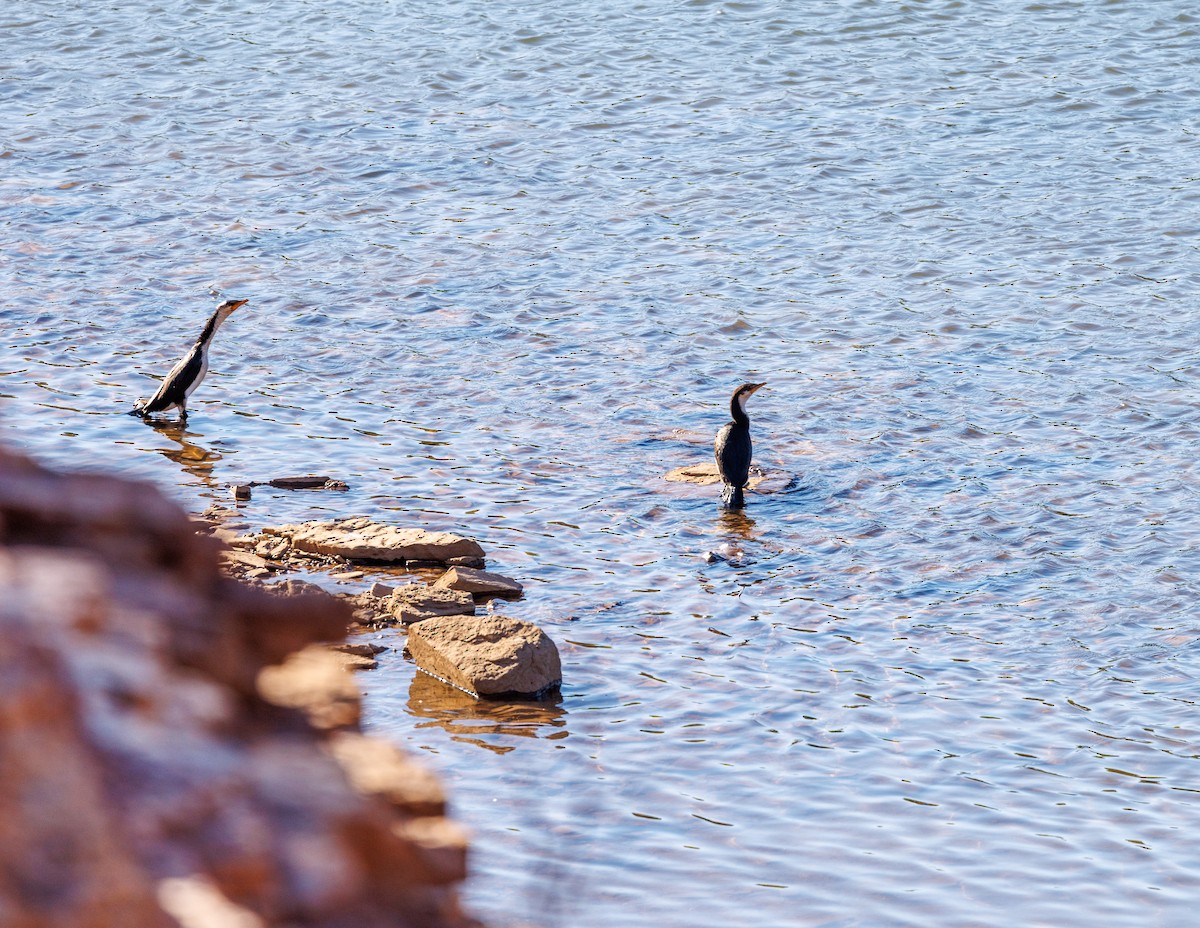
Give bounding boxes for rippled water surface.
[7,1,1200,924]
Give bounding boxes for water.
[6,0,1200,924]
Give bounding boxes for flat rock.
[663,461,767,488]
[255,535,291,560]
[391,586,475,625]
[268,475,345,490]
[268,517,485,565]
[433,566,524,598]
[407,614,562,698]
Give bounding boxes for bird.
[129,297,248,423]
[714,381,766,509]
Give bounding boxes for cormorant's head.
[732,381,766,414]
[215,298,249,321]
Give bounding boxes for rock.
[446,556,487,569]
[331,570,365,581]
[257,644,363,728]
[663,461,767,489]
[340,652,379,671]
[268,475,343,489]
[269,517,486,565]
[332,642,387,657]
[329,731,449,819]
[0,443,481,928]
[391,586,476,625]
[232,483,253,500]
[433,566,524,599]
[407,614,562,698]
[369,581,397,599]
[254,535,290,560]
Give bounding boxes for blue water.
[6,1,1200,925]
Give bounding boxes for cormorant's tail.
[720,483,745,509]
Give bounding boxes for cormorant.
[129,298,247,423]
[714,381,766,509]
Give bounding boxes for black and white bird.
[129,298,247,423]
[714,381,766,509]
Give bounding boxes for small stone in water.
[232,484,252,501]
[331,571,365,581]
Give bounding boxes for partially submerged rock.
[267,517,486,566]
[391,585,476,626]
[433,566,524,599]
[407,614,562,699]
[267,475,349,490]
[663,461,767,488]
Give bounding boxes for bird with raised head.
[714,381,766,509]
[129,298,248,423]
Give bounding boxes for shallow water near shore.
[6,0,1200,925]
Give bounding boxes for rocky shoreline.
[0,448,495,927]
[199,506,562,700]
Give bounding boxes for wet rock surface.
[433,566,525,599]
[407,615,563,699]
[266,517,486,565]
[663,461,768,488]
[0,445,481,928]
[391,585,477,625]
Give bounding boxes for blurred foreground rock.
[0,446,480,928]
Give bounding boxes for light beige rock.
[390,586,475,625]
[255,536,290,560]
[433,566,524,598]
[663,461,767,488]
[222,548,271,571]
[268,517,485,564]
[407,614,562,698]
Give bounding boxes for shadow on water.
[406,670,570,754]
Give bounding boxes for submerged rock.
[663,461,767,488]
[433,566,524,599]
[407,614,562,699]
[267,475,349,490]
[267,517,486,565]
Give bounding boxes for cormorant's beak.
[229,299,249,312]
[747,382,767,394]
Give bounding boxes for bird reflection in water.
[407,672,568,754]
[710,507,757,564]
[144,419,223,487]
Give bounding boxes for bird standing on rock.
[714,381,766,509]
[129,298,248,423]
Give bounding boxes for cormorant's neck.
[730,394,750,427]
[196,310,223,346]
